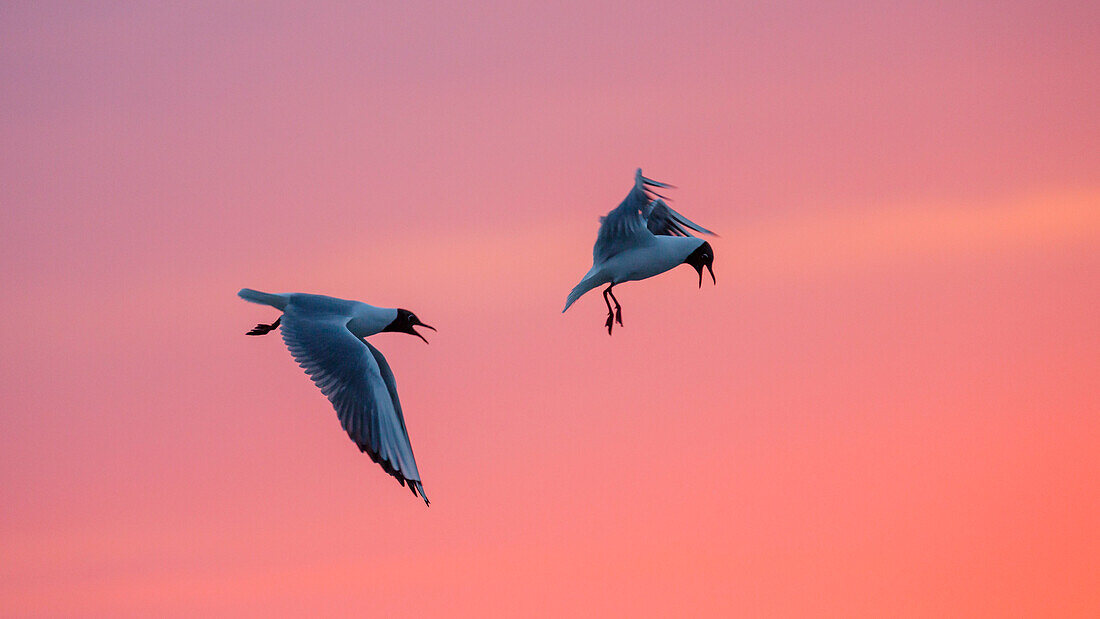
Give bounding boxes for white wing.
[592,169,672,264]
[280,311,428,504]
[643,198,715,237]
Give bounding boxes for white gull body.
[238,289,430,505]
[563,169,716,333]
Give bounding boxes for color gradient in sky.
[2,2,1098,617]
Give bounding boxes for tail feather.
[563,275,602,312]
[237,288,288,310]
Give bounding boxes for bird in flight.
[563,169,717,334]
[238,288,434,505]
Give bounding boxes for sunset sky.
[2,2,1098,616]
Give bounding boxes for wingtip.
[640,172,676,189]
[411,480,430,506]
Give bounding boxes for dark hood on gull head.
[382,309,435,343]
[683,241,716,287]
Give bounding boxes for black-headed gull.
[563,169,717,334]
[238,289,434,505]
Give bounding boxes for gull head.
[383,309,436,344]
[683,241,716,287]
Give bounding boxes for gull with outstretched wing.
[238,289,433,505]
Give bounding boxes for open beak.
[696,264,716,287]
[412,322,435,344]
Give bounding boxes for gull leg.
[602,286,615,335]
[607,286,623,327]
[246,316,281,336]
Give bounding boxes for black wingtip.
[411,480,430,506]
[643,178,677,190]
[245,317,281,336]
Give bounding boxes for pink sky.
[2,2,1098,616]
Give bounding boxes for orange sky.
[2,2,1098,617]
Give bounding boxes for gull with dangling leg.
[563,169,717,335]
